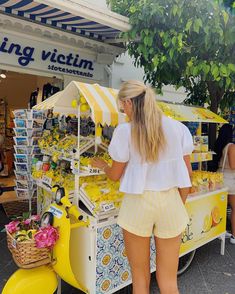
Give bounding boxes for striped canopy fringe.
[0,0,121,40]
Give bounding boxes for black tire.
[177,250,196,276]
[115,284,132,294]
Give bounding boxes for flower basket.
[5,213,59,269]
[6,230,51,268]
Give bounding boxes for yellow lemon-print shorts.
[117,188,189,238]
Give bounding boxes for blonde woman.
[92,80,193,294]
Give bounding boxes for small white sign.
[102,202,115,212]
[71,159,79,175]
[12,239,17,249]
[89,168,100,174]
[42,176,52,187]
[49,206,63,219]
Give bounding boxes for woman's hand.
[91,157,127,181]
[90,157,107,171]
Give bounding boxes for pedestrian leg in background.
[155,235,182,294]
[228,195,235,244]
[123,229,151,294]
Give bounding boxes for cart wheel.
[177,250,196,276]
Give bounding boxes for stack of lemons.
[190,171,224,194]
[80,152,112,174]
[79,175,124,213]
[32,167,75,191]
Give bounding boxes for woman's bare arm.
[228,144,235,170]
[178,155,192,204]
[91,158,127,181]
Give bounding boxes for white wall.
[83,0,109,9]
[110,53,145,89]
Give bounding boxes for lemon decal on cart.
[102,228,112,240]
[122,248,127,257]
[202,215,212,233]
[121,270,129,281]
[101,279,111,292]
[211,206,221,227]
[102,254,112,266]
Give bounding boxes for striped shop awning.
[0,0,127,42]
[33,81,127,126]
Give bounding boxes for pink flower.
[5,221,20,234]
[34,226,59,249]
[24,219,31,225]
[31,215,40,222]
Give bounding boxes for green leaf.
[172,5,178,16]
[169,48,174,59]
[129,6,136,13]
[193,19,202,34]
[147,36,153,46]
[228,63,235,72]
[172,36,177,46]
[222,10,229,26]
[129,29,137,40]
[204,26,209,34]
[185,19,193,31]
[202,63,210,75]
[220,64,228,77]
[187,60,193,67]
[211,64,219,78]
[22,212,30,219]
[192,66,198,76]
[152,55,159,67]
[225,77,231,88]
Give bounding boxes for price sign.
[42,176,52,187]
[71,159,79,175]
[89,168,100,174]
[102,202,115,212]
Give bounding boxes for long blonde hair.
[118,80,166,162]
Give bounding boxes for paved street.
[1,205,235,294]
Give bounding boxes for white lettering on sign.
[102,203,115,212]
[49,206,63,219]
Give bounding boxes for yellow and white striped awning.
[33,81,127,125]
[34,81,227,125]
[76,82,126,126]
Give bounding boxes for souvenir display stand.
[32,81,228,294]
[13,109,46,211]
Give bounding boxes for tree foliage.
[108,0,235,113]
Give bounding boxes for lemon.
[211,206,221,226]
[203,215,212,232]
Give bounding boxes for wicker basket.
[3,197,37,218]
[6,230,51,268]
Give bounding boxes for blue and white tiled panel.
[96,224,156,294]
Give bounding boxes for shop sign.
[0,32,103,80]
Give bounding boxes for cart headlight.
[40,212,54,227]
[55,187,65,205]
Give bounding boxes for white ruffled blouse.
[108,115,194,194]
